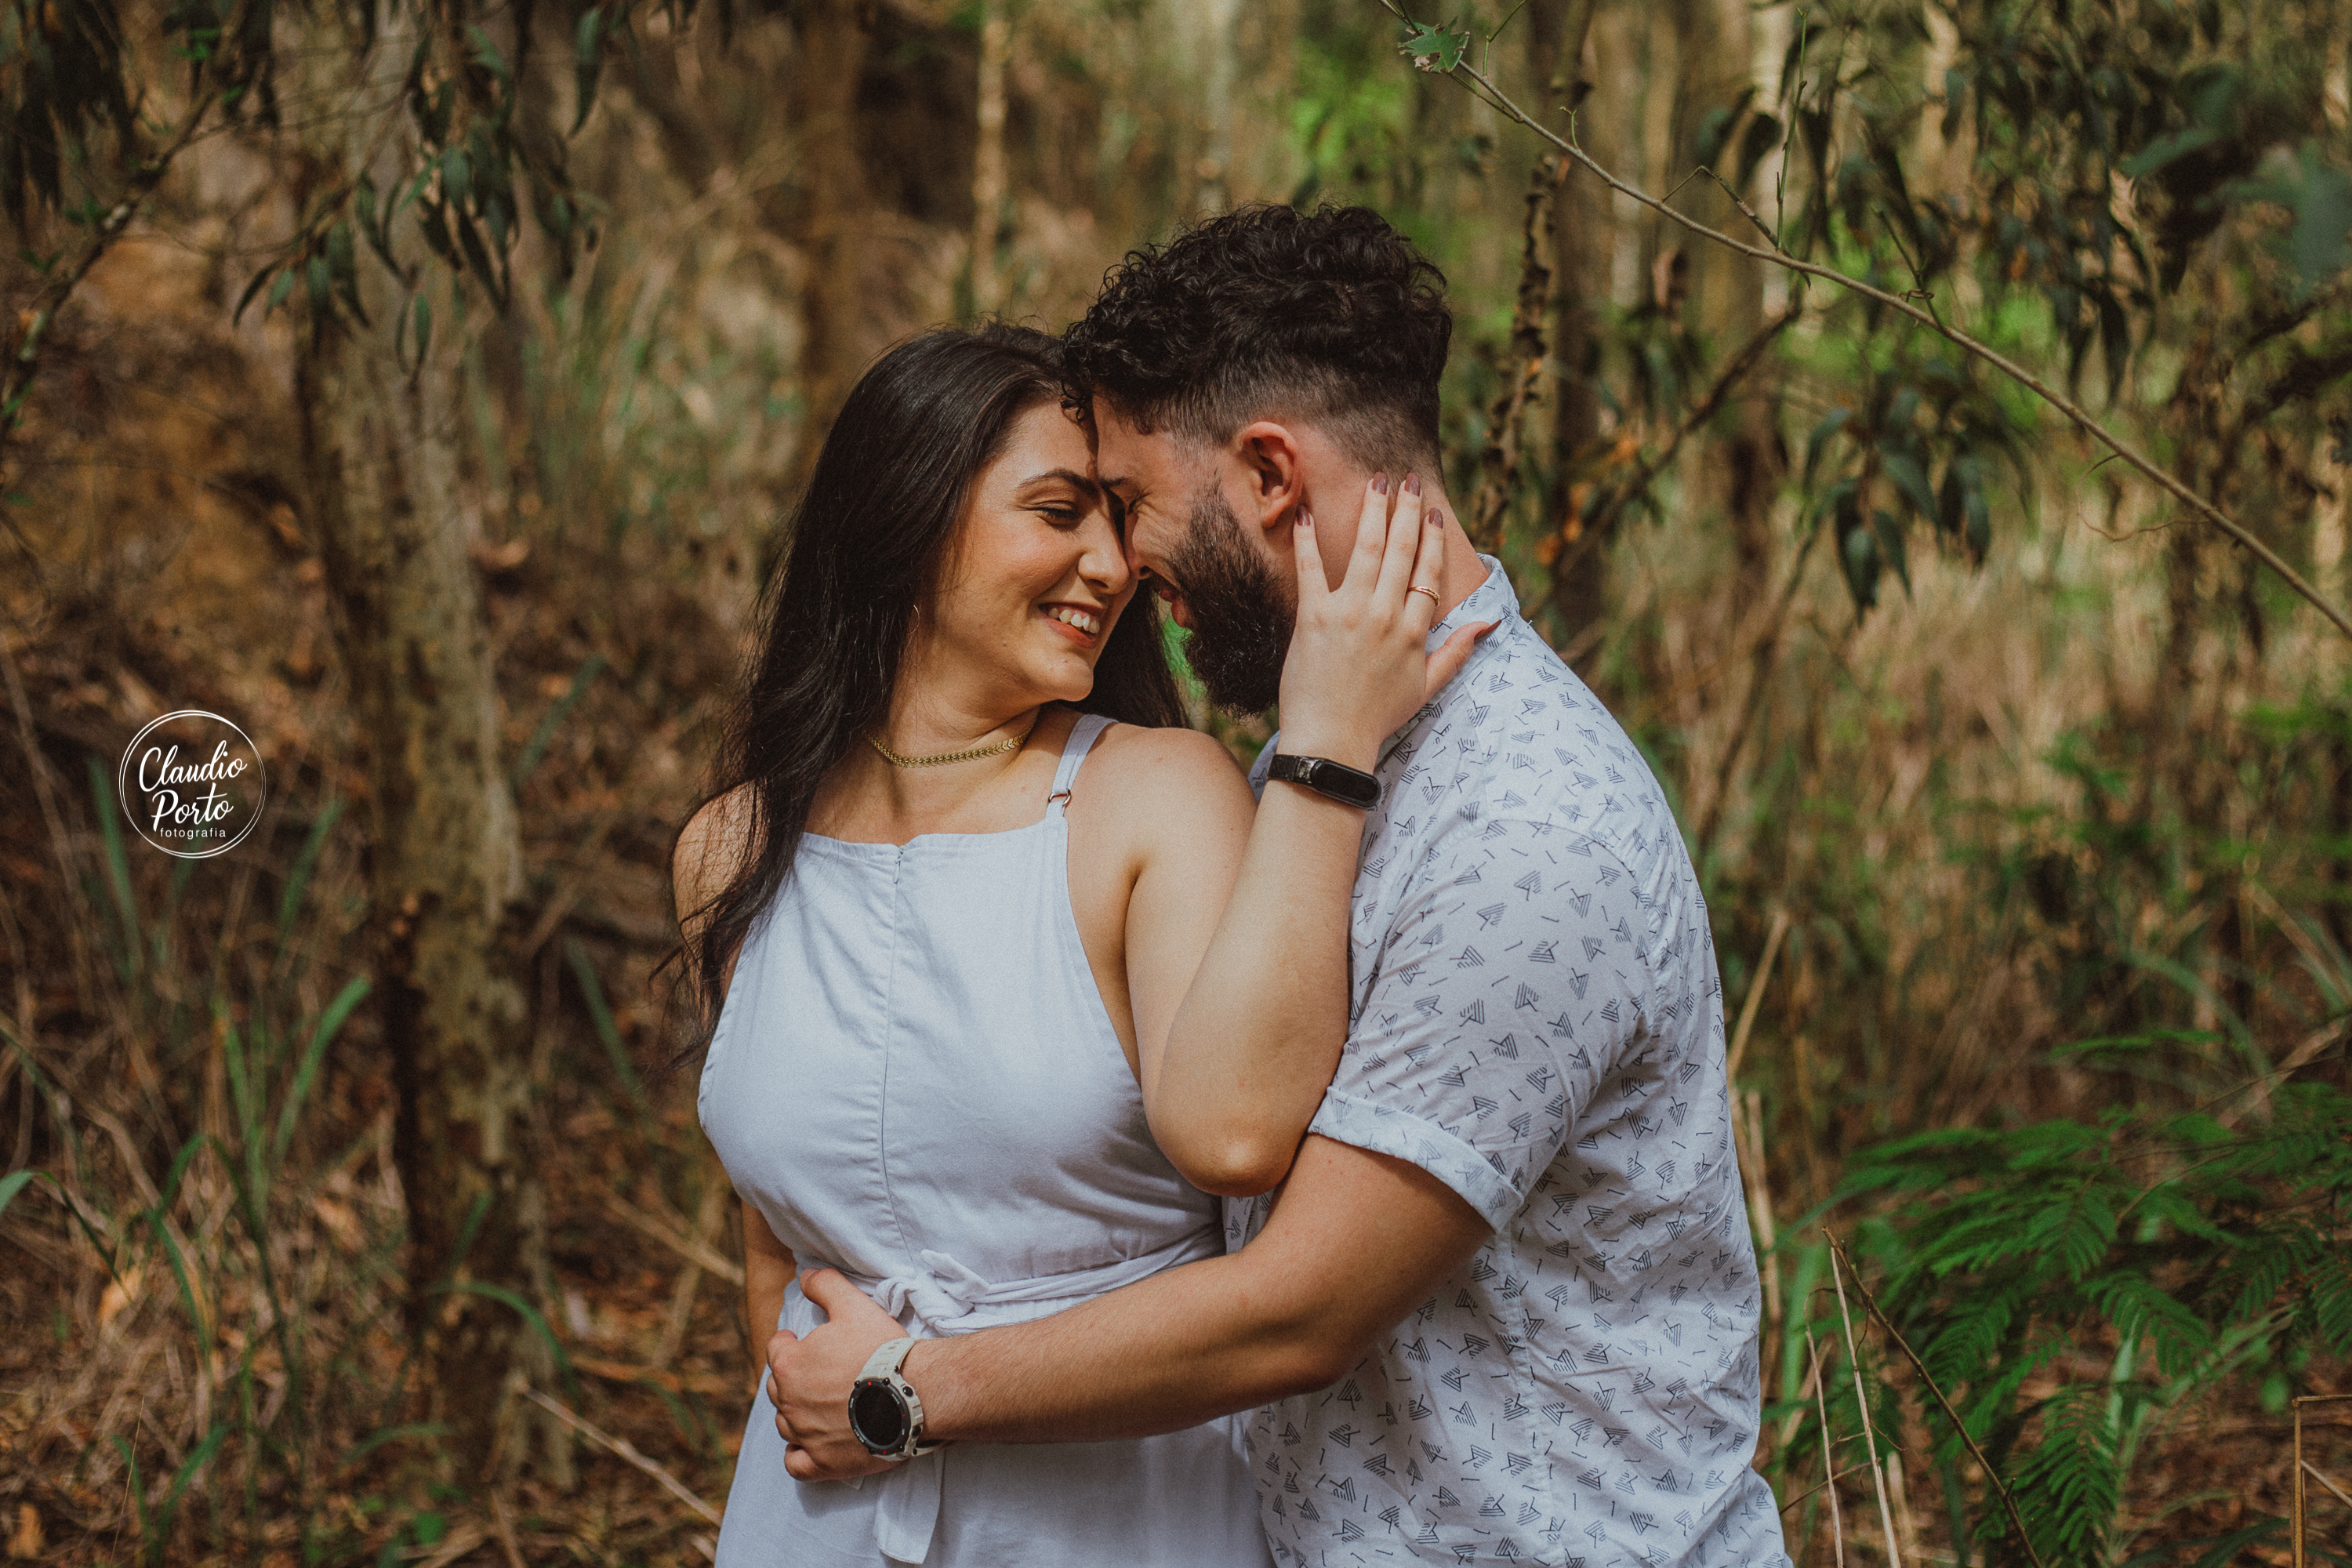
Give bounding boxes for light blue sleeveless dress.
[699,713,1273,1568]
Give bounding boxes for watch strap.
[851,1337,944,1460]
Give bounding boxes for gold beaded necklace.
[865,713,1040,768]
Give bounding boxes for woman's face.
[913,400,1137,709]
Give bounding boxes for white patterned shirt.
[1231,559,1791,1568]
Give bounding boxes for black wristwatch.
[848,1338,945,1460]
[1266,752,1382,809]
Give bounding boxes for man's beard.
[1163,485,1295,716]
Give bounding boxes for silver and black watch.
[1266,752,1382,810]
[847,1338,944,1461]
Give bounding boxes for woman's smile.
[1040,601,1106,644]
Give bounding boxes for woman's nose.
[1080,517,1133,594]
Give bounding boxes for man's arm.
[766,1133,1490,1478]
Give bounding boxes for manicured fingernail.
[1371,472,1388,495]
[1298,509,1313,527]
[1404,472,1422,497]
[1427,507,1444,528]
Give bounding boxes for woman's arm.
[1122,738,1357,1196]
[673,788,791,1377]
[742,1198,797,1380]
[1130,477,1487,1196]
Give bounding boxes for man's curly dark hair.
[1062,204,1452,471]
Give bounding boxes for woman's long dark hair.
[675,324,1185,1039]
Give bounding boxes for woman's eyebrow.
[1018,467,1102,499]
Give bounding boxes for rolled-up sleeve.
[1308,818,1650,1229]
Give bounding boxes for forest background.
[2,0,2349,1564]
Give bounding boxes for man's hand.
[1276,472,1493,771]
[765,1269,903,1482]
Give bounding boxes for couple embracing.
[673,205,1792,1568]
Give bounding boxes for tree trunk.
[968,0,1009,318]
[296,13,534,1478]
[1530,0,1609,662]
[781,0,875,517]
[1693,0,1779,618]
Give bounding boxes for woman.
[673,325,1454,1566]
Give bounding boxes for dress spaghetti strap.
[1046,712,1115,814]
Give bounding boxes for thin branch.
[1470,154,1559,550]
[2306,1459,2352,1512]
[1828,1234,1904,1568]
[1823,1229,2052,1568]
[488,1491,528,1568]
[1382,9,2352,643]
[1783,1464,1871,1515]
[1582,303,1801,543]
[1726,908,1792,1081]
[0,84,223,469]
[1808,1324,1848,1568]
[605,1190,746,1285]
[521,1388,724,1526]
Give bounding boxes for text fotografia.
[118,710,268,859]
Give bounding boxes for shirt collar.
[1425,554,1520,654]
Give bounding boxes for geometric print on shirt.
[1229,557,1793,1568]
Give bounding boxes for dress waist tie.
[800,1229,1223,1566]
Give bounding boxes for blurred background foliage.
[0,0,2347,1563]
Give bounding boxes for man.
[768,204,1791,1567]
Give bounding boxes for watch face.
[1308,759,1381,808]
[1274,754,1380,808]
[848,1380,909,1454]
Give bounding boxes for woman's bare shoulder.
[1080,721,1255,832]
[1086,720,1249,782]
[674,782,760,930]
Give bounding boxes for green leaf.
[277,797,343,946]
[1837,492,1878,613]
[465,24,510,82]
[233,263,278,325]
[402,291,432,372]
[513,653,607,787]
[86,757,140,979]
[2281,151,2352,296]
[2096,289,2130,403]
[1735,112,1783,192]
[567,936,648,1115]
[149,1425,228,1568]
[2220,144,2352,297]
[271,975,371,1169]
[0,1168,41,1221]
[2120,126,2218,179]
[1693,88,1755,172]
[1963,481,1990,561]
[1871,506,1911,598]
[1879,447,1937,524]
[1400,21,1468,73]
[573,8,605,134]
[426,1280,579,1399]
[1803,407,1852,488]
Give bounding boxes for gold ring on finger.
[1409,584,1441,603]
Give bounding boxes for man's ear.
[1233,420,1305,537]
